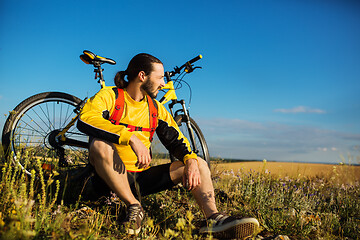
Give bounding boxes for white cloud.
[317,147,337,152]
[274,106,326,114]
[317,147,328,152]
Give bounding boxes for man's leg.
[90,139,145,235]
[169,157,259,239]
[89,138,139,206]
[169,157,218,218]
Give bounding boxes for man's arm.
[77,88,133,146]
[183,158,201,190]
[129,134,152,169]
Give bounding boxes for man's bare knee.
[197,157,211,177]
[169,161,185,184]
[169,158,210,184]
[89,139,126,174]
[89,139,115,166]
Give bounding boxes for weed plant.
[0,148,359,239]
[210,161,360,239]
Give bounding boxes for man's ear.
[138,71,146,82]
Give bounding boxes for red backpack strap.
[109,88,125,125]
[109,89,158,142]
[146,96,158,142]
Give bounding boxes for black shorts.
[91,163,175,199]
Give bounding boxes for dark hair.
[114,53,162,89]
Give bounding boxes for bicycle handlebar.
[188,54,203,65]
[168,55,203,79]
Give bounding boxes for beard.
[141,79,158,99]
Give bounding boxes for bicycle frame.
[159,81,177,105]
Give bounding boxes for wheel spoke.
[32,104,55,132]
[60,102,63,127]
[63,103,73,126]
[17,121,47,137]
[45,101,54,131]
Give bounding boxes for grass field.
[214,160,360,184]
[0,150,359,239]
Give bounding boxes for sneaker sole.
[127,227,141,235]
[200,218,259,239]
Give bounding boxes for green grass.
[0,149,359,239]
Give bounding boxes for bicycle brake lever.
[184,62,193,73]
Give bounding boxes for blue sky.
[1,0,359,164]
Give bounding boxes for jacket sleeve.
[77,88,133,145]
[155,102,197,164]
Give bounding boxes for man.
[77,53,259,239]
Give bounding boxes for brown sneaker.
[199,213,259,239]
[122,204,144,235]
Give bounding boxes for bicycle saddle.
[80,50,116,65]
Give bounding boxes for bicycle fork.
[170,100,200,155]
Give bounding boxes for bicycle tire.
[2,92,89,175]
[172,115,210,167]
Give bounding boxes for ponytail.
[114,71,128,89]
[115,53,163,88]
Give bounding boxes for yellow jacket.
[77,87,197,172]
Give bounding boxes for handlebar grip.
[188,55,202,64]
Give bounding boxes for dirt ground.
[212,161,360,182]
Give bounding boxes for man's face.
[141,63,165,99]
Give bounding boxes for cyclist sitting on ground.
[77,53,259,238]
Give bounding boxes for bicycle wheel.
[2,92,89,175]
[173,115,210,167]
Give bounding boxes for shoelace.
[211,214,230,226]
[128,205,142,221]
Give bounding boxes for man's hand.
[183,158,201,191]
[129,134,152,169]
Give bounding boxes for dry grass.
[213,161,360,184]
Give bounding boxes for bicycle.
[1,50,210,176]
